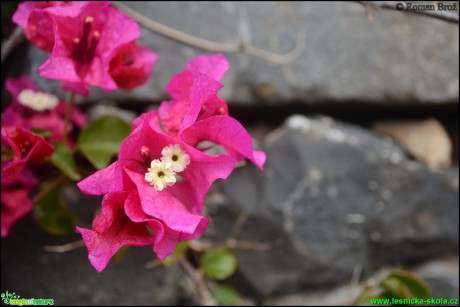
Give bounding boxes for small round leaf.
[201,248,237,280]
[213,285,241,306]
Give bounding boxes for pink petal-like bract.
[181,115,266,169]
[1,166,38,238]
[76,191,155,272]
[159,54,229,136]
[12,1,62,51]
[1,126,54,180]
[109,42,158,90]
[1,189,34,237]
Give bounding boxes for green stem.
[32,175,67,204]
[62,92,76,143]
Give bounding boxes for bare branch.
[32,175,67,204]
[177,257,217,306]
[112,2,305,65]
[1,27,24,64]
[228,210,249,241]
[356,1,459,24]
[144,259,163,270]
[227,239,282,251]
[44,239,85,253]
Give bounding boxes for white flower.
[161,144,190,172]
[145,159,176,191]
[18,89,59,111]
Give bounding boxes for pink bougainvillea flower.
[14,2,157,95]
[79,110,235,220]
[1,166,38,237]
[181,115,266,169]
[159,54,266,169]
[109,42,158,90]
[76,190,208,272]
[159,54,229,136]
[1,126,54,180]
[2,76,87,142]
[77,111,235,265]
[33,2,156,96]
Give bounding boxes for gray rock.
[10,1,459,105]
[0,183,180,306]
[263,256,460,305]
[205,115,459,297]
[412,256,459,300]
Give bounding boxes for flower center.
[122,52,134,66]
[18,89,59,111]
[145,159,176,191]
[71,16,100,63]
[16,139,32,158]
[143,144,191,191]
[161,144,190,172]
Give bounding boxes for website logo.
[1,291,54,306]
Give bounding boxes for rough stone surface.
[0,184,180,306]
[373,118,452,168]
[412,256,459,300]
[262,283,363,306]
[205,115,459,297]
[10,1,459,105]
[263,256,459,305]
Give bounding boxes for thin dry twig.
[43,239,85,253]
[112,2,306,64]
[32,175,67,204]
[177,256,217,306]
[233,161,247,169]
[227,239,282,251]
[356,1,459,24]
[228,210,249,241]
[62,92,76,143]
[145,259,164,270]
[1,27,24,64]
[187,209,281,253]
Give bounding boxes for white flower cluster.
[145,144,190,191]
[18,89,59,111]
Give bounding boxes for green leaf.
[388,271,431,299]
[201,248,237,280]
[163,242,189,267]
[33,182,76,236]
[77,115,131,169]
[381,277,412,299]
[212,285,241,306]
[51,142,81,180]
[30,128,53,138]
[355,270,432,306]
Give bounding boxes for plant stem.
[44,239,85,253]
[32,175,67,204]
[177,256,216,306]
[62,92,76,143]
